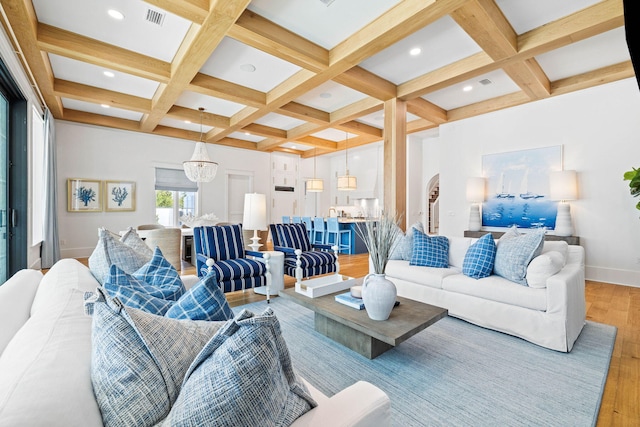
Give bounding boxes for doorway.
[426,174,440,235]
[227,171,253,223]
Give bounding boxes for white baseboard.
[585,266,640,288]
[61,247,94,259]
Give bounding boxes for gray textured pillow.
[389,222,424,261]
[88,228,152,284]
[159,308,317,427]
[494,227,546,285]
[87,288,227,427]
[120,227,153,258]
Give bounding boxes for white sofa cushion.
[0,269,42,356]
[0,288,102,427]
[541,240,569,266]
[385,260,460,290]
[447,237,474,269]
[442,274,547,311]
[526,251,565,288]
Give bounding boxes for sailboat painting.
[481,146,562,229]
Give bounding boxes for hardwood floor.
[75,253,638,425]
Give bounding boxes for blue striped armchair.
[193,224,271,296]
[270,223,339,286]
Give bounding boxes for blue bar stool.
[301,216,313,240]
[326,217,351,254]
[312,217,326,245]
[281,216,290,223]
[292,216,302,224]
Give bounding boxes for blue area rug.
[237,298,616,427]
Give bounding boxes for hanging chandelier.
[183,107,218,182]
[337,131,357,191]
[306,147,324,192]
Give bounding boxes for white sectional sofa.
[384,236,586,352]
[0,259,390,426]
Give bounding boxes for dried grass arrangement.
[355,211,401,274]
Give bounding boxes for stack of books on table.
[335,292,365,310]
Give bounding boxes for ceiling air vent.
[145,8,165,26]
[318,0,337,6]
[479,78,493,86]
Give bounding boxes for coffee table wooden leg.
[314,313,393,359]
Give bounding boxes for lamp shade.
[242,193,267,231]
[466,177,485,203]
[306,178,324,192]
[337,174,357,191]
[549,170,577,201]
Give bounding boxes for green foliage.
[156,190,173,208]
[623,167,640,211]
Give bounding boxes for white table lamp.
[242,193,267,251]
[549,170,577,237]
[466,177,485,232]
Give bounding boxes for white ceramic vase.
[361,273,397,321]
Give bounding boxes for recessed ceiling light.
[409,47,422,56]
[184,120,191,124]
[103,71,115,78]
[319,92,332,99]
[101,104,110,108]
[107,9,124,20]
[239,64,256,72]
[291,145,297,149]
[244,132,250,135]
[463,85,473,92]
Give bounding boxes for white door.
[227,172,253,223]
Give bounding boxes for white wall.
[56,121,271,258]
[434,77,640,286]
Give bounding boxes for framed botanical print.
[68,178,102,212]
[105,181,136,212]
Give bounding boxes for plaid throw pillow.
[410,229,449,268]
[165,272,234,321]
[462,233,497,279]
[160,308,317,426]
[86,288,227,427]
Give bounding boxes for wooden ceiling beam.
[140,0,252,132]
[242,123,287,139]
[330,97,383,123]
[61,109,142,131]
[333,67,398,101]
[53,79,151,113]
[165,105,230,128]
[407,118,437,134]
[337,121,383,138]
[0,0,63,116]
[228,10,329,73]
[38,23,171,83]
[406,98,447,124]
[278,102,330,124]
[188,73,266,107]
[447,91,530,122]
[551,60,635,96]
[142,0,209,25]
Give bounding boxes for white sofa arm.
[0,269,43,355]
[292,381,391,427]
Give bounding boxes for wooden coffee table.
[279,278,448,359]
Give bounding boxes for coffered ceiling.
[0,0,632,157]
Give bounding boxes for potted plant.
[624,167,640,213]
[355,211,402,320]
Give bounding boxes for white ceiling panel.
[48,54,159,98]
[536,28,630,81]
[495,0,603,35]
[158,118,213,134]
[423,70,521,110]
[32,0,191,62]
[229,132,265,143]
[281,142,313,151]
[247,0,402,49]
[311,128,357,141]
[61,98,143,121]
[359,16,481,84]
[294,81,368,112]
[175,92,245,117]
[356,111,419,128]
[199,37,302,92]
[254,113,306,130]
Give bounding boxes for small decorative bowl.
[350,285,363,299]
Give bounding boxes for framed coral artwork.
[105,181,136,212]
[68,178,102,212]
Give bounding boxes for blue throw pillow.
[103,247,186,315]
[165,272,234,321]
[493,227,546,285]
[462,233,497,279]
[162,308,317,426]
[86,288,227,427]
[409,229,449,268]
[88,228,152,284]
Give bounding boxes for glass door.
[0,93,7,283]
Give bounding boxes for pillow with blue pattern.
[493,227,546,285]
[160,308,317,426]
[165,272,234,321]
[409,229,449,268]
[88,227,152,284]
[462,233,496,279]
[86,288,227,427]
[103,247,186,315]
